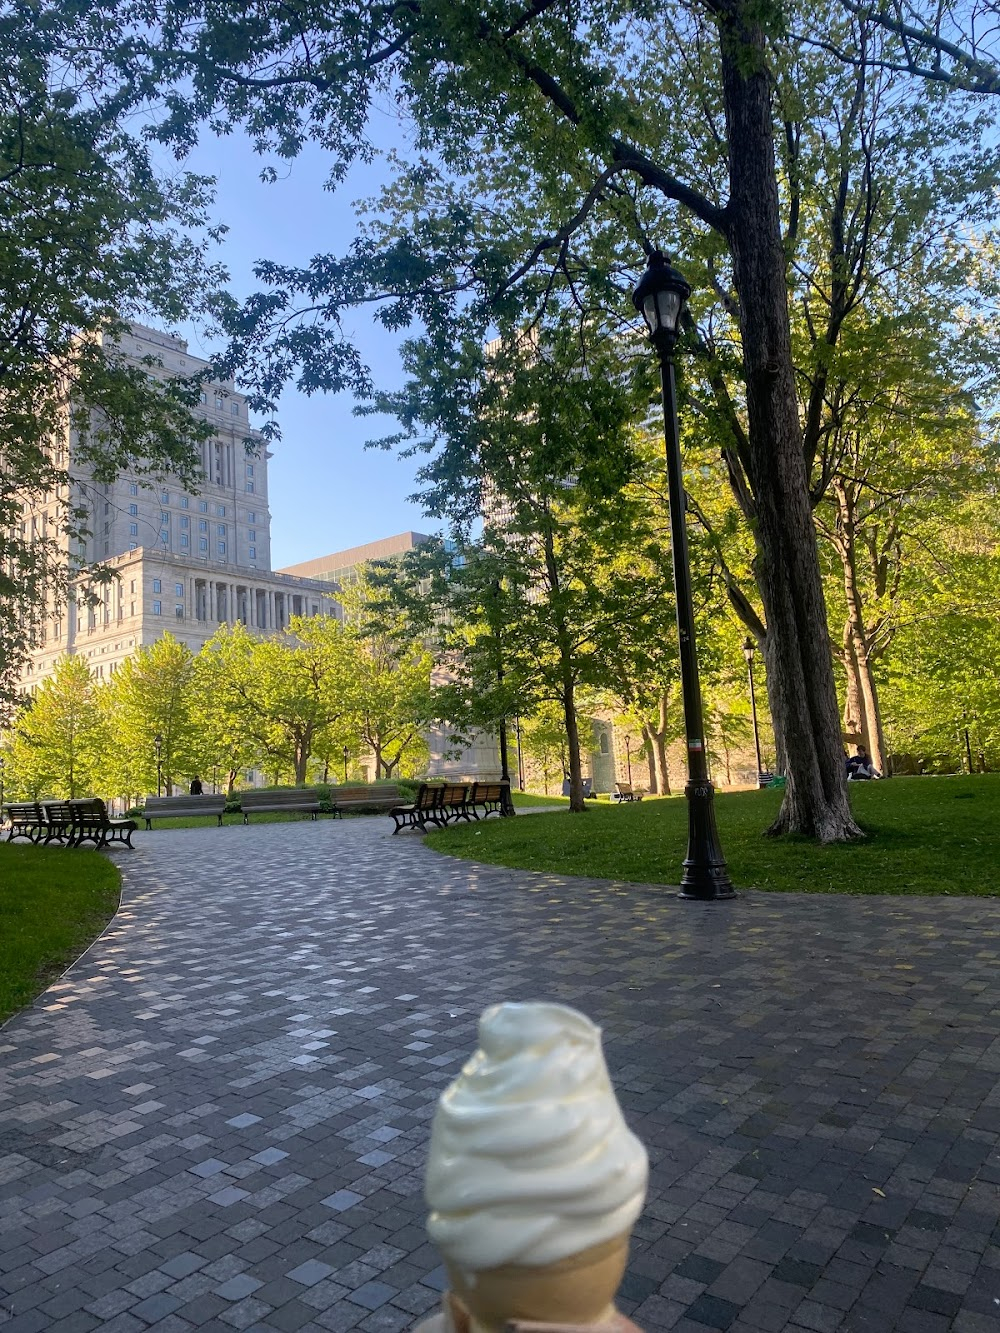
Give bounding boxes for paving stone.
[4,821,1000,1333]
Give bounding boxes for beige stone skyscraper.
[19,322,338,690]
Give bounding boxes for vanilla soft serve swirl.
[425,1002,648,1270]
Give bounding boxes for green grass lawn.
[0,843,121,1024]
[512,791,570,807]
[425,774,1000,895]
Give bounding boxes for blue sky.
[174,128,433,569]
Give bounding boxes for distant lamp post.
[213,764,219,795]
[743,638,765,781]
[154,733,163,797]
[343,745,350,783]
[515,715,525,791]
[633,250,734,901]
[623,734,633,786]
[0,754,5,808]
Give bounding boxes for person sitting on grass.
[846,746,880,781]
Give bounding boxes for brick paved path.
[2,818,1000,1333]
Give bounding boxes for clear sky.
[172,126,433,570]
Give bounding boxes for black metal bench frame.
[69,798,137,849]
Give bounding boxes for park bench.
[143,794,227,829]
[439,782,471,823]
[466,781,514,819]
[3,802,46,843]
[389,783,446,833]
[40,801,76,845]
[240,788,322,823]
[330,784,402,818]
[612,782,645,802]
[68,798,137,849]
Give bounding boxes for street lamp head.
[153,733,162,752]
[632,250,691,348]
[743,637,755,665]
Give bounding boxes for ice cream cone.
[446,1232,631,1333]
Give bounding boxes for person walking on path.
[189,775,204,795]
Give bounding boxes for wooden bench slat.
[143,795,227,828]
[241,789,322,822]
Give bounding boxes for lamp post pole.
[343,745,349,783]
[624,734,632,786]
[743,638,764,780]
[515,715,525,791]
[154,733,163,797]
[0,755,5,808]
[963,712,974,774]
[633,251,734,901]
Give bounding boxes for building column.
[267,590,275,629]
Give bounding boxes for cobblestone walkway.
[2,817,1000,1333]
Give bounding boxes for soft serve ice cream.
[425,1001,648,1275]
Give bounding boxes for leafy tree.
[196,616,358,784]
[0,2,223,707]
[6,656,101,798]
[100,635,199,797]
[338,576,434,780]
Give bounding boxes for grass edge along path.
[0,843,121,1025]
[425,774,1000,896]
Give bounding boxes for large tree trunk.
[834,482,888,774]
[718,6,861,840]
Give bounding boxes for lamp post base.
[678,781,736,901]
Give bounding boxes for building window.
[248,512,256,523]
[174,583,183,596]
[199,500,208,512]
[246,481,254,493]
[129,482,138,496]
[218,541,226,556]
[217,504,226,517]
[130,580,136,593]
[129,543,137,552]
[180,515,189,529]
[231,402,239,416]
[246,463,254,477]
[181,496,189,509]
[161,490,169,503]
[130,602,136,615]
[199,391,207,404]
[199,537,208,552]
[248,529,256,541]
[214,395,223,409]
[160,529,169,545]
[249,546,256,560]
[180,534,189,548]
[217,523,225,536]
[175,605,184,619]
[152,579,161,593]
[129,503,137,516]
[152,600,161,615]
[129,523,138,536]
[160,510,169,522]
[199,519,207,532]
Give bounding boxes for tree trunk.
[561,678,586,812]
[640,695,672,795]
[646,743,657,793]
[834,482,888,774]
[841,629,865,746]
[294,742,308,784]
[718,6,860,840]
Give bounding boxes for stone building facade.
[18,322,339,692]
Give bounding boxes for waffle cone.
[445,1232,631,1333]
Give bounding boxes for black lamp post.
[154,733,163,797]
[515,715,525,791]
[343,745,349,783]
[0,754,5,808]
[633,250,734,901]
[623,734,633,786]
[743,637,764,781]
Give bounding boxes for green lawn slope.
[425,774,1000,895]
[0,844,121,1024]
